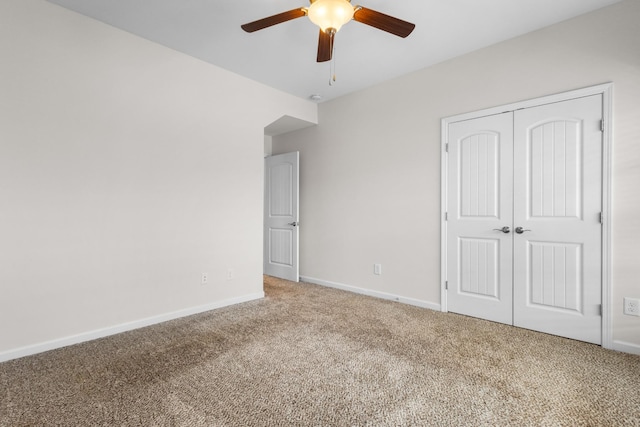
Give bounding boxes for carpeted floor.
[1,276,639,426]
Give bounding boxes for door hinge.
[445,143,449,153]
[445,212,448,221]
[600,119,604,132]
[599,212,603,224]
[445,281,448,290]
[598,304,602,316]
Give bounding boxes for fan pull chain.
[329,43,336,86]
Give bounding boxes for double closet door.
[445,95,603,345]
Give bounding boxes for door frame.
[440,83,613,349]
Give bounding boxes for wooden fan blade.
[353,7,415,38]
[241,8,306,33]
[317,29,334,62]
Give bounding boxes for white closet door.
[446,112,514,325]
[513,95,603,344]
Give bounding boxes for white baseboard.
[611,340,640,356]
[300,276,440,311]
[0,292,264,363]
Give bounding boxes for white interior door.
[446,112,514,325]
[513,95,603,344]
[264,152,299,282]
[445,95,603,344]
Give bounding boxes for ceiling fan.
[241,0,415,62]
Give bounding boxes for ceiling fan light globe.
[307,0,354,32]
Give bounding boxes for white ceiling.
[47,0,622,103]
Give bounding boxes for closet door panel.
[446,112,513,325]
[513,95,603,345]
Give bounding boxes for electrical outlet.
[374,264,382,275]
[201,273,208,285]
[623,297,640,316]
[227,268,234,280]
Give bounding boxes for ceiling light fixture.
[307,0,355,34]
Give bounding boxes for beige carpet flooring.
[1,276,639,426]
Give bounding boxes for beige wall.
[0,0,316,359]
[273,0,640,352]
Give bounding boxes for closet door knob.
[493,226,510,233]
[515,227,531,234]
